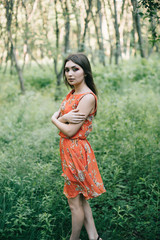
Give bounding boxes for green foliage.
[0,56,160,240]
[139,0,160,18]
[24,66,54,90]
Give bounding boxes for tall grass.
[0,56,160,240]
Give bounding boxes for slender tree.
[80,0,92,52]
[119,0,129,58]
[9,32,25,93]
[131,0,145,58]
[61,0,70,53]
[53,0,63,99]
[113,0,121,64]
[71,0,81,50]
[22,0,45,71]
[91,0,105,65]
[102,0,113,64]
[4,0,25,93]
[131,8,137,56]
[124,2,132,59]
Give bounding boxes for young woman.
[51,53,106,240]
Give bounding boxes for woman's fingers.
[73,117,86,121]
[74,112,86,117]
[72,109,79,112]
[74,115,85,118]
[72,109,85,116]
[71,116,86,123]
[72,120,84,123]
[64,109,86,123]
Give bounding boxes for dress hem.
[63,190,106,200]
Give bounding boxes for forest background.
[0,0,160,239]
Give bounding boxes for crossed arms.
[51,94,95,138]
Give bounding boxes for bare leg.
[68,194,84,240]
[82,196,102,240]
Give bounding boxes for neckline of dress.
[71,89,93,96]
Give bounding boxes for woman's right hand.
[63,109,86,124]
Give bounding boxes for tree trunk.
[87,28,95,65]
[120,0,126,19]
[61,0,70,53]
[22,0,45,71]
[4,0,25,93]
[113,0,121,64]
[131,0,145,58]
[148,14,159,55]
[54,0,59,51]
[119,0,129,59]
[131,11,137,57]
[80,0,92,52]
[9,32,25,93]
[54,0,63,100]
[97,0,105,66]
[91,10,105,65]
[71,0,81,50]
[126,33,131,59]
[124,3,132,59]
[102,0,113,64]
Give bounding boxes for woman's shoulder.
[65,89,97,103]
[79,91,97,101]
[81,92,95,101]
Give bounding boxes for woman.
[51,53,106,240]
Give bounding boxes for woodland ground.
[0,55,160,240]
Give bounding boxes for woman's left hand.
[51,110,60,122]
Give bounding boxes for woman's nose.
[68,70,73,76]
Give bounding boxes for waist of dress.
[59,132,87,140]
[60,136,87,140]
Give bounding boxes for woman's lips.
[68,78,74,81]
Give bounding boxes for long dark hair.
[63,53,98,96]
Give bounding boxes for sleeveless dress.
[59,89,106,200]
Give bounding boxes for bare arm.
[51,94,95,138]
[58,109,86,124]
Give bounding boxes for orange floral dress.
[59,89,106,200]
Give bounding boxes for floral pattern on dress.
[59,90,106,200]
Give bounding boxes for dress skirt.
[60,137,106,200]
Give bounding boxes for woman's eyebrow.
[65,66,78,69]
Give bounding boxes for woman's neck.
[74,83,90,94]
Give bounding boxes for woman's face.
[64,60,85,87]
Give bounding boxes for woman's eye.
[73,68,78,72]
[65,67,79,72]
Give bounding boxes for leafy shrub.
[23,65,54,90]
[26,75,53,89]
